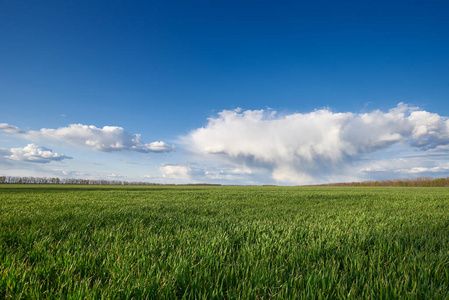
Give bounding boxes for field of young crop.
[1,185,448,299]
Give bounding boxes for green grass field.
[1,185,448,299]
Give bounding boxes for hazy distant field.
[1,185,448,299]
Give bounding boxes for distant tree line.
[0,176,165,185]
[318,177,449,187]
[0,176,223,186]
[2,175,449,187]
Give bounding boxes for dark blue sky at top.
[1,0,448,141]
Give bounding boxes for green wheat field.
[1,185,448,299]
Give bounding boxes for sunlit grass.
[1,185,448,298]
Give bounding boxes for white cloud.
[359,156,449,176]
[159,163,258,184]
[160,165,191,180]
[0,123,173,153]
[146,141,173,152]
[107,173,122,178]
[408,110,449,148]
[403,167,436,174]
[0,123,24,134]
[185,103,449,184]
[5,144,71,164]
[230,167,253,175]
[204,168,246,181]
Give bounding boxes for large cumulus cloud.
[185,103,449,184]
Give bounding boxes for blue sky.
[1,0,449,184]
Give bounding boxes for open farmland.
[1,185,448,299]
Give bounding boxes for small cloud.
[0,123,24,134]
[107,173,122,178]
[402,167,432,174]
[158,163,258,184]
[230,167,253,175]
[160,164,191,180]
[141,141,174,152]
[5,144,71,164]
[398,166,449,174]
